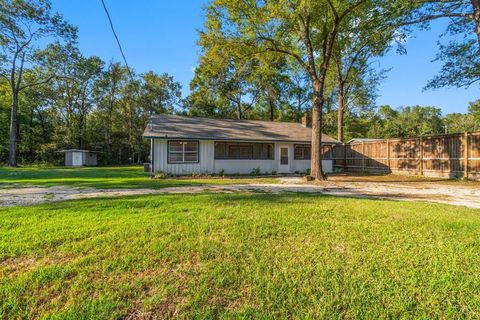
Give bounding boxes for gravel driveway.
[1,176,479,209]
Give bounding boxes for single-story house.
[143,114,342,175]
[58,149,99,167]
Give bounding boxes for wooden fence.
[331,132,480,180]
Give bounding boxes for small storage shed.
[59,149,98,167]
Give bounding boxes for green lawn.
[1,193,480,318]
[0,166,278,189]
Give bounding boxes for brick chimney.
[301,112,311,127]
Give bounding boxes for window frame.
[294,144,311,160]
[214,142,274,160]
[167,140,200,164]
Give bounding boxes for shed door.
[72,152,83,166]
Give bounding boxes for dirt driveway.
[1,175,479,209]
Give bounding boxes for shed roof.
[57,149,100,153]
[143,114,341,144]
[346,138,385,144]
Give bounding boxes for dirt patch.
[0,175,479,209]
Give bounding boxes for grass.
[1,193,480,318]
[0,166,279,189]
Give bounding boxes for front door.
[278,146,290,173]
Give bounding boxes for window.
[293,144,333,160]
[215,142,274,160]
[168,141,199,163]
[294,144,311,160]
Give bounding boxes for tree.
[331,10,394,142]
[287,67,312,122]
[140,71,182,115]
[369,105,445,138]
[189,26,259,120]
[444,99,480,133]
[0,0,76,166]
[249,55,291,121]
[400,1,480,88]
[37,43,103,149]
[199,0,401,179]
[94,62,129,161]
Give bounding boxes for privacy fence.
[331,132,480,180]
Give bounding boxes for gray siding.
[84,153,98,166]
[153,140,214,174]
[65,151,73,166]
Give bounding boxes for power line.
[100,0,134,80]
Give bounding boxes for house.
[58,149,99,167]
[143,114,342,175]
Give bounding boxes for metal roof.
[346,138,385,144]
[143,114,342,144]
[57,149,101,153]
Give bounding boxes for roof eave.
[143,135,341,144]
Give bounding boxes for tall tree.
[201,0,400,179]
[287,67,312,122]
[37,43,103,149]
[331,10,394,142]
[0,0,76,166]
[94,62,129,161]
[140,71,182,115]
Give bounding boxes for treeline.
[1,0,479,170]
[0,1,182,165]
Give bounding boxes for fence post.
[343,143,347,172]
[362,141,366,173]
[419,136,424,176]
[464,132,469,180]
[387,139,391,173]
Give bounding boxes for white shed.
[59,149,99,167]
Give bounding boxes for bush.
[218,169,225,177]
[250,167,261,176]
[154,171,168,179]
[271,170,277,176]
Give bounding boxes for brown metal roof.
[143,114,341,144]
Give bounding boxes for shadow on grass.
[0,166,277,189]
[25,191,408,213]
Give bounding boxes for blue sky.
[51,0,478,114]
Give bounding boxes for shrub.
[250,167,261,176]
[154,171,168,179]
[271,170,277,176]
[218,169,225,177]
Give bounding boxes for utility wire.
[100,0,135,81]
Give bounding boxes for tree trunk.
[472,0,480,48]
[337,78,345,142]
[310,80,325,180]
[236,100,242,120]
[268,96,274,121]
[106,109,113,162]
[9,92,19,167]
[28,107,35,160]
[297,95,302,122]
[78,116,84,149]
